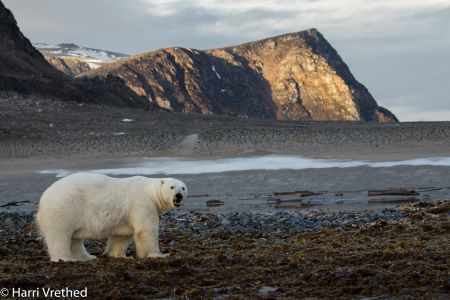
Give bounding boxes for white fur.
[36,173,187,262]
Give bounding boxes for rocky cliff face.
[0,1,56,78]
[209,30,397,122]
[83,29,397,122]
[0,1,147,109]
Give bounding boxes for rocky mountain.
[1,0,397,122]
[35,43,127,76]
[82,30,398,122]
[0,1,147,108]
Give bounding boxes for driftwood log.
[274,191,323,197]
[367,189,420,196]
[368,198,419,204]
[206,199,225,207]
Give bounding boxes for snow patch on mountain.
[34,43,127,62]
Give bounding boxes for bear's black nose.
[175,193,183,200]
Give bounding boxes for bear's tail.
[35,210,42,233]
[34,210,49,255]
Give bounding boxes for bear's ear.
[160,179,164,185]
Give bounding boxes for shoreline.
[2,163,450,212]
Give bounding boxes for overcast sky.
[4,0,450,121]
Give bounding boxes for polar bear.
[36,173,187,262]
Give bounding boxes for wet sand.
[1,158,450,212]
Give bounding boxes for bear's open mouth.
[173,199,182,207]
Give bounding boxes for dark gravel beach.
[0,201,449,299]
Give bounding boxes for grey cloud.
[3,0,147,53]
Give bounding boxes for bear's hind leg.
[103,236,132,258]
[44,231,75,262]
[71,238,97,261]
[102,237,113,257]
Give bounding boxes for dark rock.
[259,286,279,294]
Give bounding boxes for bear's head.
[160,178,188,209]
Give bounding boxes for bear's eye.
[170,186,174,189]
[182,187,185,191]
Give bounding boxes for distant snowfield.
[40,155,450,178]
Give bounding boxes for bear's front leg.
[133,220,168,259]
[103,236,133,259]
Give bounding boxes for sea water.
[40,155,450,177]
